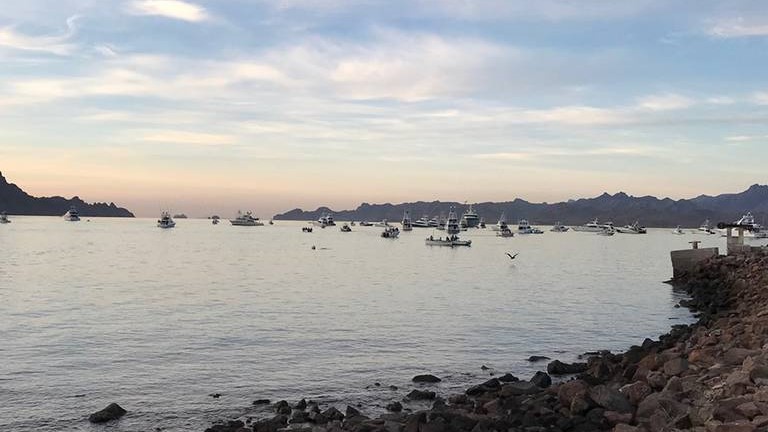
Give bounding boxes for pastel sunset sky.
[2,0,768,217]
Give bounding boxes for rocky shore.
[201,250,768,432]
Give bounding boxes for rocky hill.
[0,171,134,217]
[274,185,768,228]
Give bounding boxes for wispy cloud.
[0,15,79,55]
[142,130,236,145]
[126,0,209,22]
[636,93,694,111]
[708,17,768,38]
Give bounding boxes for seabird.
[505,252,518,260]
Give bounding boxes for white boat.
[444,208,461,235]
[491,212,509,232]
[672,226,685,235]
[157,211,176,229]
[460,204,481,228]
[63,206,81,222]
[302,226,313,233]
[0,211,10,224]
[401,211,413,231]
[381,226,400,238]
[413,216,430,228]
[572,218,613,232]
[698,219,716,235]
[518,219,544,234]
[616,221,647,234]
[425,234,472,247]
[315,213,336,228]
[428,216,440,228]
[340,223,352,232]
[359,221,373,227]
[212,218,220,225]
[550,222,568,232]
[374,219,390,227]
[597,227,615,236]
[230,211,264,226]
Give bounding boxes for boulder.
[528,356,551,362]
[274,400,291,415]
[663,357,689,377]
[714,424,756,432]
[323,407,345,421]
[88,403,127,423]
[530,371,552,388]
[407,389,436,400]
[587,385,633,413]
[497,373,519,382]
[557,379,589,407]
[619,381,651,406]
[252,415,288,432]
[547,360,588,375]
[386,401,403,412]
[412,374,442,383]
[499,381,541,396]
[346,405,361,417]
[252,399,271,405]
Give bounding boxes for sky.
[2,0,768,217]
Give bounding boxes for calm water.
[0,218,741,431]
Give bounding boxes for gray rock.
[407,389,436,400]
[386,401,403,412]
[587,385,633,413]
[88,403,127,423]
[547,360,588,375]
[530,371,552,388]
[412,374,442,383]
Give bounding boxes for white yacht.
[401,211,413,231]
[672,226,685,235]
[359,221,373,227]
[460,204,481,228]
[381,226,400,238]
[491,212,509,232]
[63,206,81,222]
[616,221,647,234]
[315,213,336,228]
[428,216,440,228]
[698,219,716,235]
[735,212,763,231]
[374,219,390,227]
[444,208,461,235]
[0,211,10,224]
[413,216,431,228]
[572,218,613,232]
[425,234,471,247]
[230,211,264,226]
[518,219,544,234]
[157,211,176,229]
[550,222,569,232]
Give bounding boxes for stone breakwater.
[203,251,768,432]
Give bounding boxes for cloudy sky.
[2,0,768,217]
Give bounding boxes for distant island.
[274,184,768,228]
[0,171,134,217]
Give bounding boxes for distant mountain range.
[274,185,768,228]
[0,171,134,217]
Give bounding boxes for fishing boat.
[381,226,400,238]
[425,234,472,247]
[401,211,413,231]
[157,211,176,229]
[413,216,430,228]
[497,227,514,237]
[444,208,461,235]
[460,204,481,228]
[518,219,544,234]
[63,206,81,222]
[616,221,647,234]
[672,226,685,235]
[698,219,716,235]
[491,212,509,232]
[230,211,264,226]
[427,216,440,228]
[550,222,569,232]
[0,211,10,224]
[340,223,352,232]
[315,213,336,228]
[572,218,613,232]
[479,218,486,229]
[374,219,390,227]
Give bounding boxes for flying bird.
[505,252,518,260]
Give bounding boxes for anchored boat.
[157,211,176,229]
[616,221,647,234]
[425,234,471,247]
[230,211,264,226]
[63,206,80,222]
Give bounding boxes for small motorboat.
[359,221,373,227]
[381,226,400,238]
[157,211,176,229]
[212,218,220,225]
[425,234,472,247]
[374,219,390,227]
[597,227,615,236]
[350,221,356,226]
[479,218,486,229]
[269,220,274,225]
[63,206,81,222]
[616,221,647,234]
[497,227,514,238]
[0,211,10,224]
[340,223,352,232]
[302,226,313,233]
[230,211,264,226]
[550,222,569,232]
[698,219,716,235]
[518,219,544,234]
[672,226,685,235]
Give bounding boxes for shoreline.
[201,250,768,432]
